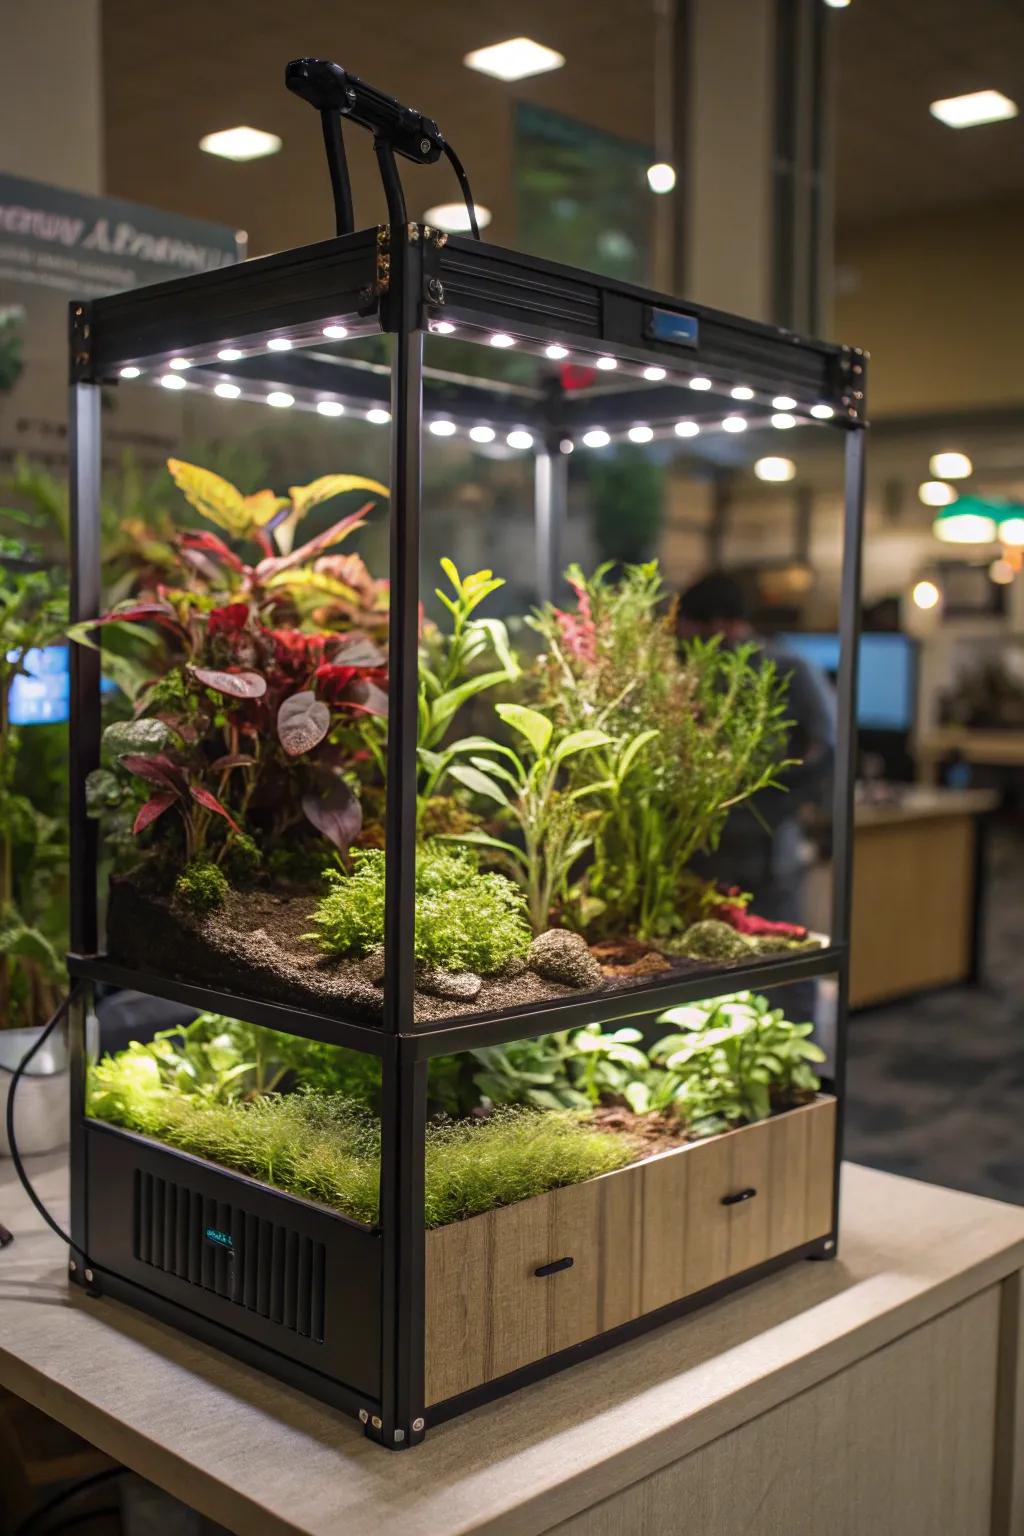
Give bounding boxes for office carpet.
[844,824,1023,1205]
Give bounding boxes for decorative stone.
[417,966,483,1001]
[493,953,529,980]
[528,929,603,988]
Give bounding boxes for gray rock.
[494,953,529,980]
[528,929,603,988]
[417,966,483,1001]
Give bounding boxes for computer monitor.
[776,632,917,733]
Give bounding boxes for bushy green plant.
[308,843,531,974]
[649,991,825,1135]
[531,563,796,940]
[464,1024,650,1114]
[438,702,618,933]
[173,858,228,914]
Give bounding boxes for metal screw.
[358,1409,369,1424]
[425,277,444,303]
[68,1260,77,1274]
[824,1239,835,1251]
[420,138,431,155]
[412,1417,425,1433]
[393,1428,405,1443]
[371,1415,383,1430]
[84,1268,95,1283]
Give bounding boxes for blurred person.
[676,571,836,949]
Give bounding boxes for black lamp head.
[285,58,356,114]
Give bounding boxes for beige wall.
[0,0,103,193]
[834,200,1024,417]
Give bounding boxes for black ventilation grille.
[132,1169,326,1343]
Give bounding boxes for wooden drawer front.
[426,1097,836,1406]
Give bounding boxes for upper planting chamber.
[73,226,861,1038]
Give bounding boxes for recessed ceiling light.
[999,515,1024,546]
[810,403,834,419]
[582,429,610,448]
[674,421,700,438]
[463,37,565,82]
[160,374,187,391]
[199,126,282,162]
[755,456,796,482]
[423,202,492,233]
[489,333,515,348]
[628,425,654,444]
[919,480,957,507]
[772,395,797,410]
[266,337,292,352]
[217,348,243,362]
[559,439,574,454]
[730,385,755,401]
[119,366,140,379]
[722,416,747,433]
[431,321,457,335]
[646,162,676,194]
[823,0,852,9]
[322,325,348,340]
[643,365,667,382]
[689,376,712,391]
[546,343,569,360]
[470,425,496,443]
[771,412,797,430]
[366,408,391,425]
[429,419,457,437]
[266,391,294,408]
[912,579,940,610]
[316,400,345,417]
[930,90,1018,129]
[214,382,240,399]
[168,357,191,370]
[929,451,972,480]
[507,430,534,449]
[595,356,618,371]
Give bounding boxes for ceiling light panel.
[463,37,565,81]
[929,90,1018,129]
[199,126,282,161]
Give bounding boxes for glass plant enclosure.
[65,60,866,1450]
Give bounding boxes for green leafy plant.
[650,991,825,1135]
[531,563,796,940]
[0,550,68,1028]
[307,843,531,974]
[440,702,614,933]
[173,858,229,914]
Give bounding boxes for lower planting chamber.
[84,986,836,1410]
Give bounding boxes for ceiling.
[100,0,1024,256]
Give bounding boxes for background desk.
[807,786,997,1008]
[1,1154,1022,1536]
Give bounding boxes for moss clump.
[669,919,753,962]
[173,859,228,915]
[222,832,262,886]
[308,844,531,976]
[87,1070,634,1228]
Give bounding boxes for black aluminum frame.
[67,224,866,1448]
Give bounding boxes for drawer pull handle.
[721,1187,758,1207]
[534,1256,574,1277]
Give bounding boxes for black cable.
[13,1466,125,1536]
[3,987,93,1269]
[442,141,481,239]
[320,108,354,235]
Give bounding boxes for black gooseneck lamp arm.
[285,57,481,237]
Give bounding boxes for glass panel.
[406,324,845,1023]
[90,322,394,1025]
[87,989,381,1224]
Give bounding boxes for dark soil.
[106,875,822,1028]
[589,1104,691,1151]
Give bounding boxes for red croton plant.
[82,459,391,873]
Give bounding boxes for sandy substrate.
[106,877,817,1027]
